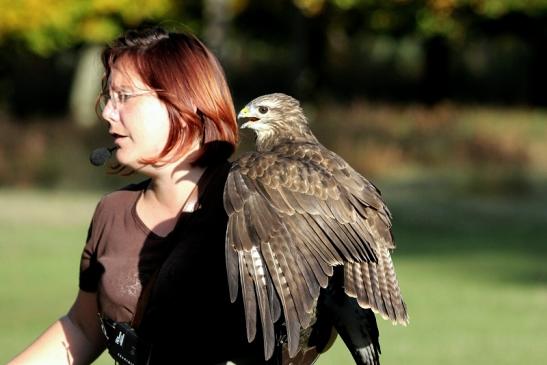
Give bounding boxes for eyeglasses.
[99,89,157,111]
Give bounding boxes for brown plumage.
[224,93,408,364]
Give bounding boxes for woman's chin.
[114,151,136,169]
[115,150,161,174]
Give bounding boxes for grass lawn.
[1,182,546,364]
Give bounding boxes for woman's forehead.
[109,59,147,90]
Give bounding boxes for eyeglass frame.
[99,88,159,112]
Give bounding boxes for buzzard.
[224,93,408,364]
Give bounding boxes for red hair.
[100,27,238,167]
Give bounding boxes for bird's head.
[238,93,315,150]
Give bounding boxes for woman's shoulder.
[94,179,150,215]
[198,161,231,203]
[209,160,232,184]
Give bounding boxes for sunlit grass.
[1,184,546,364]
[0,190,99,363]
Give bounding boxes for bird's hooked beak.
[238,105,260,129]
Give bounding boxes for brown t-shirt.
[79,162,268,363]
[80,178,164,322]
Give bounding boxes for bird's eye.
[258,106,269,114]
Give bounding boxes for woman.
[9,27,266,365]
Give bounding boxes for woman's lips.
[111,133,127,145]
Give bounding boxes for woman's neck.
[136,162,206,237]
[148,164,205,210]
[139,141,205,213]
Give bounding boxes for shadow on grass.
[380,178,547,287]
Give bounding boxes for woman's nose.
[102,100,119,124]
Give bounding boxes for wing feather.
[293,244,321,299]
[285,217,333,282]
[299,213,343,265]
[239,251,257,341]
[247,246,276,358]
[269,225,314,326]
[261,241,301,357]
[343,264,357,297]
[225,227,239,302]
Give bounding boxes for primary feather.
[224,93,408,363]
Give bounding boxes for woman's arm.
[8,290,105,365]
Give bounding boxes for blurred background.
[0,1,546,364]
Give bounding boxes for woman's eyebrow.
[108,75,136,91]
[111,81,150,92]
[108,83,132,92]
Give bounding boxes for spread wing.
[224,142,408,359]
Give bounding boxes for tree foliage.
[293,0,547,40]
[2,0,547,55]
[0,0,174,55]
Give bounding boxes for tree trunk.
[203,0,231,59]
[69,45,103,128]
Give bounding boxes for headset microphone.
[89,147,117,166]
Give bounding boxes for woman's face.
[101,60,172,170]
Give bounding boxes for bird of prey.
[224,93,408,364]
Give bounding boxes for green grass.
[1,184,546,364]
